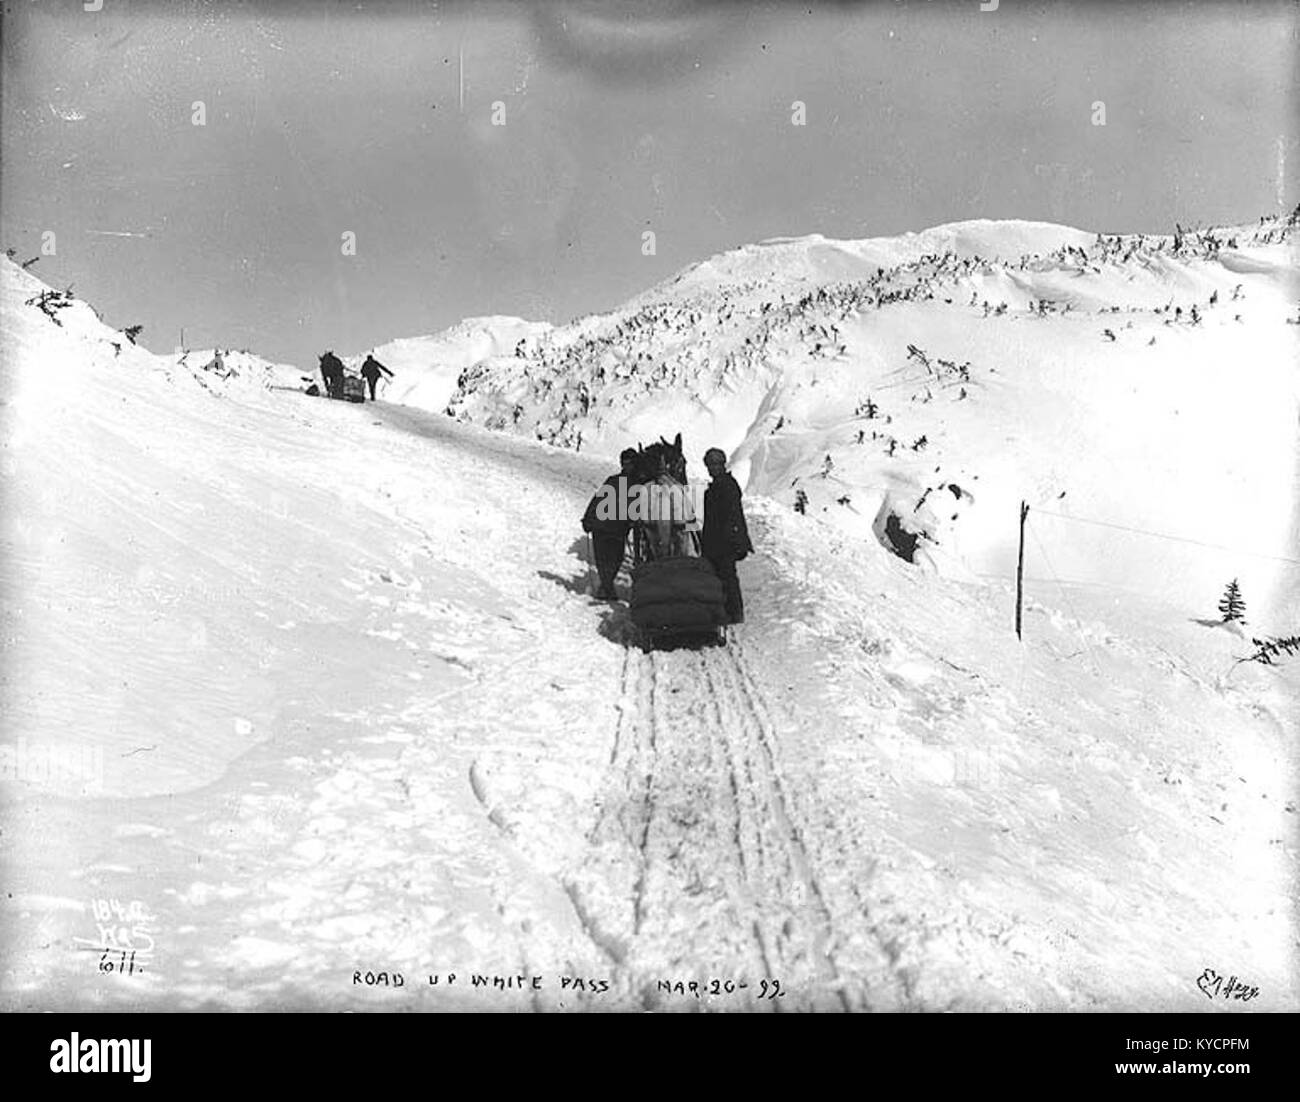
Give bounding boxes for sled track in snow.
[564,632,858,1010]
[705,636,855,1011]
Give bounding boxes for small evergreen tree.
[1218,579,1246,624]
[794,489,808,515]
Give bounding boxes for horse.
[318,351,345,398]
[630,434,699,562]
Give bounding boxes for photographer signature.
[1197,969,1258,1002]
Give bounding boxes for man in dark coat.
[701,447,753,624]
[582,448,639,600]
[359,353,393,400]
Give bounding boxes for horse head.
[659,434,687,484]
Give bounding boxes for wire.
[1026,517,1104,677]
[1030,507,1300,566]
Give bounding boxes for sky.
[1,0,1296,368]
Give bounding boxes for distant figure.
[359,353,393,400]
[701,448,753,624]
[582,449,638,600]
[319,350,345,399]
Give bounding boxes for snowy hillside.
[176,347,310,394]
[1,226,1296,1013]
[439,215,1300,627]
[348,317,553,413]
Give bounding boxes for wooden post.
[1015,501,1029,640]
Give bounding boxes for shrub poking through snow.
[906,344,931,374]
[1240,635,1300,666]
[123,324,144,345]
[26,288,74,326]
[1218,579,1246,624]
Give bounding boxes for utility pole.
[1015,501,1029,640]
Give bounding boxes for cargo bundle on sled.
[629,555,727,647]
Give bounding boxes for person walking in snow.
[581,449,639,600]
[701,448,753,624]
[359,353,393,400]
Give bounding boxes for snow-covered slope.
[634,219,1101,301]
[350,316,553,413]
[175,347,310,394]
[1,234,1296,1013]
[440,216,1300,629]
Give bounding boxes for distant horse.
[318,351,345,399]
[631,433,699,562]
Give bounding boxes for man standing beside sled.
[582,448,639,600]
[701,448,753,624]
[359,352,394,400]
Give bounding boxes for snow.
[355,317,552,413]
[174,348,308,394]
[443,216,1300,626]
[1,213,1296,1012]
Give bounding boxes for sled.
[340,375,367,403]
[629,555,728,648]
[613,434,728,648]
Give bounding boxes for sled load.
[624,435,728,647]
[340,374,367,403]
[629,556,727,644]
[314,350,369,402]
